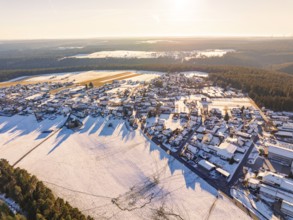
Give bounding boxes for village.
[0,72,292,219]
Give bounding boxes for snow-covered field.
[0,116,251,219]
[183,71,209,78]
[15,70,162,84]
[209,98,253,114]
[23,71,129,83]
[66,49,235,60]
[0,115,67,163]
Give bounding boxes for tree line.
[208,67,293,111]
[0,159,93,220]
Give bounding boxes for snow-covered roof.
[216,168,230,177]
[198,160,215,171]
[260,184,293,203]
[281,200,293,213]
[248,178,260,185]
[187,145,199,154]
[268,145,293,158]
[207,141,237,159]
[275,131,293,138]
[261,171,293,193]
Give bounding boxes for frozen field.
[0,115,251,219]
[7,70,162,84]
[209,98,254,114]
[24,71,135,83]
[66,49,235,60]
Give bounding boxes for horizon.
[1,0,292,40]
[1,35,293,42]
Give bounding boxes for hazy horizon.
[0,0,292,40]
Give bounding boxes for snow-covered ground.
[23,70,129,83]
[0,115,67,164]
[231,188,278,220]
[183,71,209,78]
[0,116,251,219]
[66,49,235,60]
[209,98,253,114]
[13,70,162,84]
[146,114,184,131]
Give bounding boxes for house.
[198,160,215,171]
[216,168,230,179]
[268,144,293,166]
[259,171,293,194]
[281,200,293,217]
[248,178,260,189]
[207,141,237,160]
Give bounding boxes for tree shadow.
[98,120,121,137]
[48,128,73,154]
[0,115,66,145]
[144,131,216,193]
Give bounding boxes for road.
[140,116,257,197]
[248,98,269,123]
[144,121,232,196]
[228,143,255,187]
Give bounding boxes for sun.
[169,0,199,22]
[174,0,189,10]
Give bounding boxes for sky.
[0,0,292,40]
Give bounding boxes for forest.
[208,67,293,111]
[0,159,93,220]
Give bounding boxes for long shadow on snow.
[47,128,73,154]
[119,124,136,142]
[145,132,215,193]
[0,115,65,145]
[89,118,104,135]
[78,117,96,134]
[98,120,122,137]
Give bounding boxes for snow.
[209,98,253,114]
[231,188,278,220]
[24,70,129,83]
[6,76,30,82]
[146,114,183,131]
[19,70,162,84]
[208,150,247,182]
[66,49,235,60]
[0,115,67,164]
[183,71,209,78]
[136,40,178,44]
[0,116,251,220]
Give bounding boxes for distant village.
[0,72,292,219]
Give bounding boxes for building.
[216,168,230,179]
[198,160,215,171]
[281,200,293,217]
[259,184,293,202]
[207,141,237,160]
[248,178,260,189]
[259,171,293,193]
[268,144,293,166]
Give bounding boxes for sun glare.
[170,0,199,22]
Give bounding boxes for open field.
[79,72,139,87]
[209,98,253,114]
[0,115,251,220]
[0,70,161,90]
